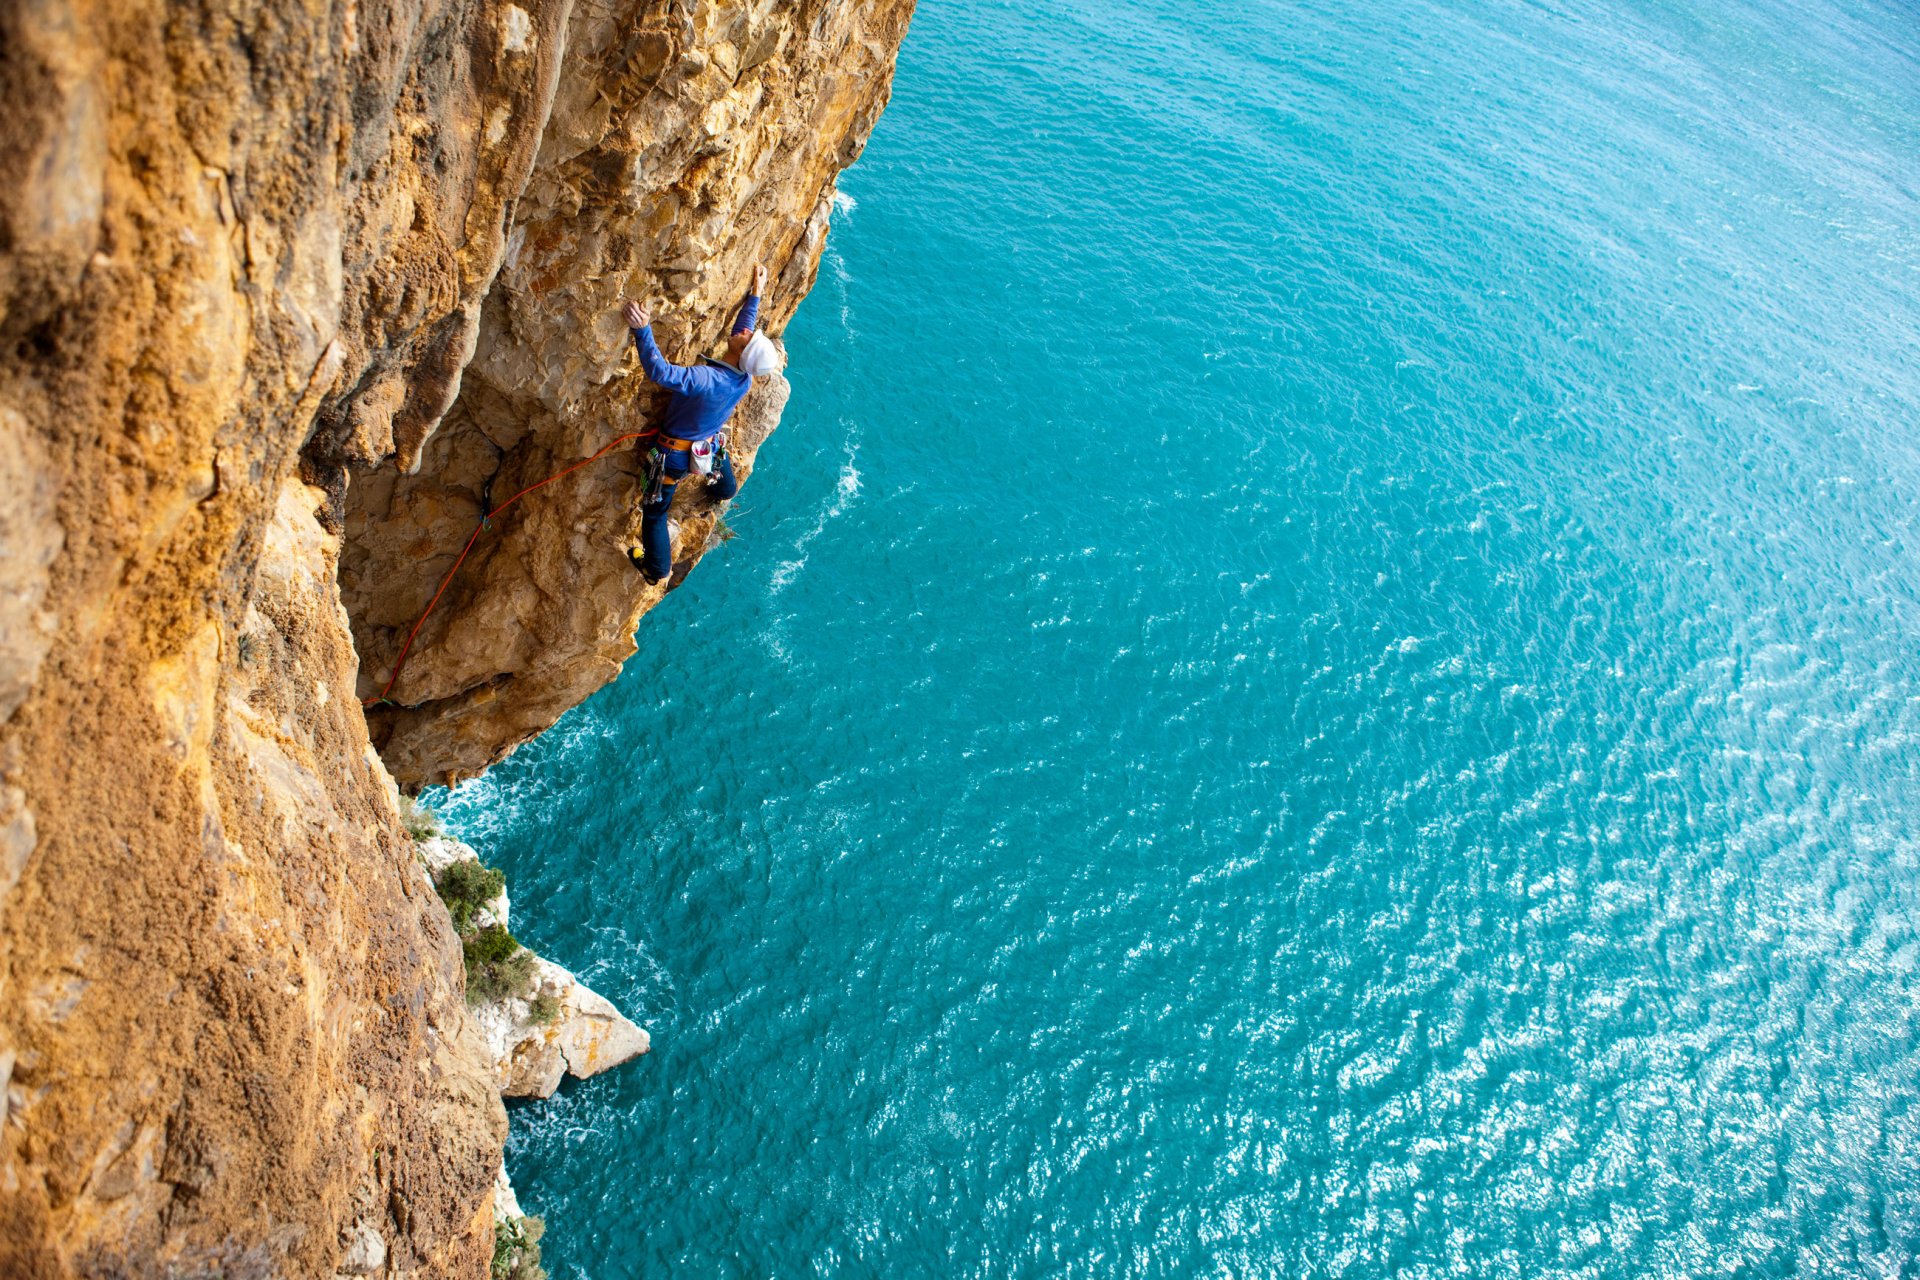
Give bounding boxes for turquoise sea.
[435,0,1920,1274]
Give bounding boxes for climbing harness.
[641,432,727,500]
[362,430,651,709]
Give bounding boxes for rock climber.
[621,264,785,585]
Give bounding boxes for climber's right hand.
[623,300,650,329]
[752,264,768,295]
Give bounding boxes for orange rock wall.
[0,0,912,1272]
[343,0,914,788]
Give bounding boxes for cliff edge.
[0,0,911,1274]
[342,0,906,790]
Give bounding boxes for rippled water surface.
[435,0,1920,1273]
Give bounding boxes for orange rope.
[364,431,650,708]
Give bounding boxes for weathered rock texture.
[0,473,507,1280]
[418,836,649,1097]
[0,0,911,1273]
[490,953,650,1096]
[342,0,910,788]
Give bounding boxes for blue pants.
[639,445,737,580]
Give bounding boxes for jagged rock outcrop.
[0,0,912,1274]
[487,953,650,1097]
[342,0,908,789]
[418,836,649,1097]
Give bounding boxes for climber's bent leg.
[635,449,692,582]
[635,481,678,583]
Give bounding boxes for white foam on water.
[759,621,794,667]
[824,246,856,335]
[832,189,858,215]
[431,706,613,841]
[769,433,862,597]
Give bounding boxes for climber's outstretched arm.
[623,300,695,394]
[732,263,769,336]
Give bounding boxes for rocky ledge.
[416,835,648,1098]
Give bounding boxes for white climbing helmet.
[739,331,783,377]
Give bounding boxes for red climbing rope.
[363,431,650,708]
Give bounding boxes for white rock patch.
[419,835,649,1098]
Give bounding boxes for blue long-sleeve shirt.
[629,293,760,442]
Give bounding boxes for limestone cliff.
[340,0,908,789]
[0,0,911,1274]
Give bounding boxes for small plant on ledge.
[437,858,506,935]
[492,1213,547,1280]
[399,794,444,842]
[431,856,539,1008]
[463,924,538,1005]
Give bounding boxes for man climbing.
[621,263,785,584]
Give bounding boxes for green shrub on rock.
[436,858,506,935]
[432,856,539,1008]
[464,926,537,1005]
[398,795,444,842]
[492,1214,547,1280]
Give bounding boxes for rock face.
[487,953,651,1098]
[0,471,507,1280]
[342,0,909,789]
[418,836,649,1098]
[0,0,912,1274]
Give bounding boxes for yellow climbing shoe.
[627,546,663,585]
